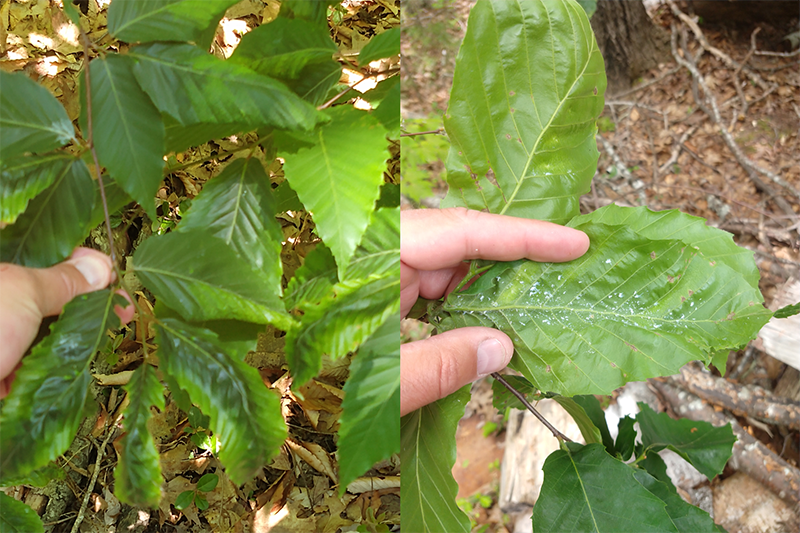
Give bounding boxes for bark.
[591,0,670,95]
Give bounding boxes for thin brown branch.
[491,373,572,443]
[607,66,681,100]
[69,424,117,533]
[400,129,444,137]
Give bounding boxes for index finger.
[401,207,590,271]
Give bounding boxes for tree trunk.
[591,0,670,95]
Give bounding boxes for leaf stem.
[491,372,572,443]
[400,129,444,138]
[452,262,494,294]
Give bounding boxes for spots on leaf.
[624,341,639,352]
[510,108,515,113]
[650,251,656,260]
[726,312,736,321]
[506,133,512,140]
[668,275,675,283]
[681,296,686,303]
[545,365,551,373]
[509,90,515,96]
[688,290,694,297]
[710,260,716,266]
[593,86,598,95]
[610,362,617,368]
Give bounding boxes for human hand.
[0,247,135,398]
[400,208,591,416]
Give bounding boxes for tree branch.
[491,373,572,443]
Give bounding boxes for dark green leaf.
[116,364,164,508]
[441,0,605,223]
[359,27,400,65]
[179,159,284,289]
[279,0,338,26]
[196,473,219,492]
[194,493,209,511]
[174,490,195,510]
[532,443,673,533]
[0,158,95,267]
[130,43,321,132]
[576,0,597,18]
[81,54,164,221]
[87,179,133,231]
[284,244,338,311]
[491,374,543,412]
[615,416,637,461]
[637,403,735,480]
[774,302,800,319]
[372,79,400,137]
[131,230,293,329]
[639,449,672,485]
[572,395,615,455]
[401,387,471,533]
[0,71,74,159]
[0,290,117,482]
[0,153,71,224]
[163,115,250,153]
[157,318,287,484]
[551,395,602,445]
[435,206,772,397]
[108,0,238,45]
[0,492,44,533]
[282,106,388,276]
[376,182,400,209]
[231,18,340,105]
[273,180,304,213]
[0,463,64,488]
[344,207,400,281]
[634,470,724,532]
[338,317,400,492]
[62,1,81,25]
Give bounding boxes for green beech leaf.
[633,470,724,532]
[576,0,597,18]
[179,159,284,287]
[532,443,673,532]
[615,416,637,461]
[0,464,64,488]
[338,317,400,493]
[274,180,303,212]
[0,153,71,224]
[286,208,400,385]
[636,403,735,480]
[774,302,800,319]
[491,374,543,411]
[231,18,340,105]
[0,158,95,267]
[131,230,292,329]
[157,318,287,484]
[551,395,602,445]
[163,116,250,153]
[0,290,118,482]
[284,244,338,311]
[639,449,671,486]
[401,387,471,533]
[129,43,321,133]
[81,54,165,221]
[572,395,615,454]
[372,80,400,137]
[282,106,388,276]
[0,492,44,533]
[435,206,772,397]
[359,27,400,65]
[0,71,74,159]
[108,0,238,46]
[279,0,338,26]
[441,0,606,223]
[196,473,219,492]
[116,364,164,508]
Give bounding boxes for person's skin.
[401,208,591,416]
[0,247,135,399]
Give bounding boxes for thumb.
[34,248,114,317]
[401,327,514,416]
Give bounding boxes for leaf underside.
[0,153,71,224]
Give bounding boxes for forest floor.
[401,1,800,532]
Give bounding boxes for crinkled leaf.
[0,153,71,224]
[81,54,165,221]
[157,318,287,484]
[435,206,772,397]
[633,470,725,532]
[179,159,283,286]
[116,364,164,508]
[0,492,44,533]
[615,416,637,461]
[358,27,400,65]
[131,230,292,329]
[108,0,238,46]
[130,43,321,132]
[284,244,338,311]
[532,443,673,533]
[441,0,606,223]
[774,302,800,319]
[338,317,400,493]
[0,290,117,482]
[0,158,95,267]
[636,403,735,480]
[401,387,471,533]
[282,106,388,276]
[0,71,73,159]
[231,18,340,105]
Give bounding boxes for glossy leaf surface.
[0,158,94,267]
[0,153,70,224]
[532,443,672,533]
[282,106,387,276]
[401,387,471,533]
[637,403,735,480]
[441,0,605,223]
[157,318,287,484]
[131,230,292,329]
[108,0,238,45]
[83,54,164,221]
[130,43,321,132]
[358,27,400,65]
[0,492,44,533]
[0,71,73,159]
[116,364,164,508]
[179,159,284,287]
[435,206,772,396]
[0,291,117,481]
[338,316,400,492]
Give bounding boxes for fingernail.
[70,255,109,289]
[476,339,509,376]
